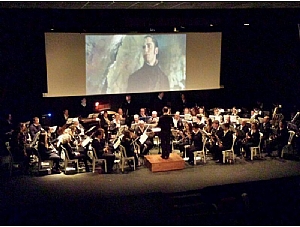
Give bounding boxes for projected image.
[86,34,186,95]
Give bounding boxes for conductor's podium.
[144,153,185,172]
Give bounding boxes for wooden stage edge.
[144,153,185,172]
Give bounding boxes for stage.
[1,151,300,225]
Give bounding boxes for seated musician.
[198,106,207,118]
[71,118,85,138]
[131,114,140,130]
[260,116,272,152]
[215,123,234,163]
[58,128,90,172]
[100,110,111,140]
[29,117,42,140]
[242,122,260,159]
[139,108,148,118]
[231,106,240,117]
[9,122,31,172]
[186,123,204,165]
[266,120,289,157]
[109,113,122,136]
[206,120,224,160]
[134,120,154,156]
[147,111,159,127]
[178,122,193,155]
[37,128,61,173]
[233,120,249,156]
[173,111,184,131]
[213,108,223,123]
[117,107,126,124]
[91,128,115,173]
[120,129,138,167]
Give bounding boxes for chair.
[119,145,135,173]
[281,130,296,158]
[6,142,25,177]
[250,132,263,161]
[35,148,54,174]
[60,146,79,174]
[91,148,107,173]
[193,136,207,165]
[222,134,237,164]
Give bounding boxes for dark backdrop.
[0,8,299,123]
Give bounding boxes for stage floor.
[1,149,300,225]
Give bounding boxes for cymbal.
[107,110,116,115]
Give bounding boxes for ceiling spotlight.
[174,27,179,32]
[150,28,155,32]
[209,24,214,27]
[244,23,250,26]
[50,28,54,31]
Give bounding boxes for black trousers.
[160,132,171,159]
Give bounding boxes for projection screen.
[44,32,222,97]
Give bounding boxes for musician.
[173,111,184,131]
[260,116,272,152]
[117,107,126,125]
[58,128,90,172]
[139,108,148,118]
[37,128,61,173]
[57,109,69,127]
[157,106,174,159]
[9,123,30,172]
[231,106,240,117]
[233,120,249,156]
[131,114,140,130]
[71,118,85,137]
[100,110,110,140]
[198,106,207,119]
[204,118,213,134]
[213,108,223,123]
[77,97,91,118]
[215,123,234,163]
[134,120,154,156]
[178,93,190,114]
[266,120,289,157]
[147,111,159,127]
[121,129,138,167]
[29,117,42,140]
[178,122,193,154]
[91,128,115,173]
[152,92,167,117]
[242,122,260,159]
[207,120,224,160]
[110,113,122,136]
[121,94,136,127]
[186,123,203,165]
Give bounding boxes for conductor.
[157,106,173,159]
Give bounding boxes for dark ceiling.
[0,1,300,9]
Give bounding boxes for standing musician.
[134,120,154,156]
[186,123,204,165]
[91,128,115,173]
[242,122,260,159]
[157,106,174,159]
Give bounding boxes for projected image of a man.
[127,35,170,93]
